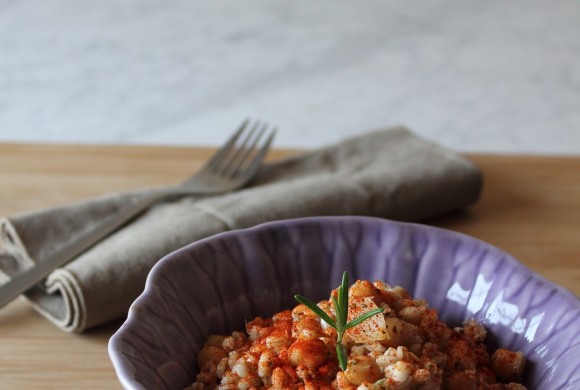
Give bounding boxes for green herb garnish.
[294,271,384,371]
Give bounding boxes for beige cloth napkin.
[0,127,482,332]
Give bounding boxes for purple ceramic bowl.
[109,216,580,389]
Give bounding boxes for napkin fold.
[0,127,482,332]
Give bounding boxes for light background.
[1,0,579,153]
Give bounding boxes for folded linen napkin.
[0,127,482,332]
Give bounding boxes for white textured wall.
[1,0,579,153]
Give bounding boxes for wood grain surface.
[0,143,578,389]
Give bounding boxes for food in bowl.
[108,217,580,389]
[188,273,526,390]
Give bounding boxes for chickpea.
[398,306,425,325]
[266,334,290,354]
[288,339,328,370]
[271,367,292,389]
[395,345,418,364]
[373,281,392,292]
[413,368,431,384]
[245,318,273,341]
[317,300,335,330]
[447,338,478,370]
[344,355,382,386]
[216,357,228,378]
[236,374,261,390]
[419,308,452,346]
[257,351,274,379]
[231,359,250,378]
[491,349,525,383]
[350,345,366,356]
[222,331,250,351]
[227,350,244,370]
[197,345,227,368]
[272,309,293,324]
[463,319,487,343]
[205,334,226,347]
[375,351,398,371]
[445,370,477,390]
[350,280,379,298]
[292,303,319,320]
[219,371,239,385]
[384,360,414,386]
[292,316,322,340]
[476,366,497,385]
[390,286,411,299]
[335,371,356,390]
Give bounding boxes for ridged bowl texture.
[109,216,580,389]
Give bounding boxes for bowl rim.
[108,215,580,388]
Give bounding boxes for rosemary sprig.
[294,271,383,371]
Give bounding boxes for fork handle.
[0,190,173,309]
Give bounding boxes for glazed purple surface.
[109,216,580,389]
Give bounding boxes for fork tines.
[206,119,276,177]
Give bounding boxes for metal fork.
[0,119,276,309]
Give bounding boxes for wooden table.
[0,143,578,389]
